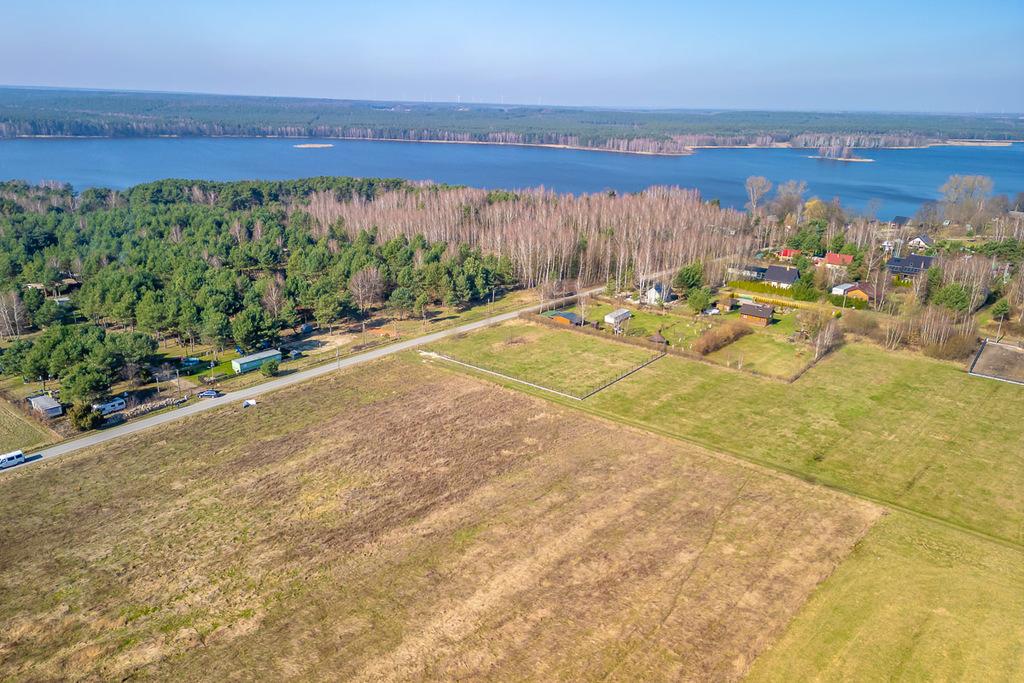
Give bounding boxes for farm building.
[739,303,774,327]
[28,395,63,418]
[887,254,934,277]
[604,308,631,327]
[764,265,800,289]
[544,311,582,326]
[231,349,282,374]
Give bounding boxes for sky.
[2,0,1022,112]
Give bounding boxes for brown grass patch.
[0,357,880,681]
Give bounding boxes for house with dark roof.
[739,303,774,327]
[887,254,935,277]
[764,265,800,289]
[728,264,768,281]
[891,216,911,228]
[907,234,934,250]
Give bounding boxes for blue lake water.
[1,137,1021,219]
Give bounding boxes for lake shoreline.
[5,134,1019,158]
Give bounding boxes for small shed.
[543,310,581,326]
[29,395,63,418]
[231,349,282,374]
[717,297,736,312]
[604,308,631,327]
[831,283,857,296]
[648,331,668,345]
[739,303,774,327]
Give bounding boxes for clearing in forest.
[0,356,878,681]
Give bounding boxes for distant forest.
[1,88,1022,154]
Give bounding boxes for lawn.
[0,400,53,453]
[430,319,660,397]
[570,301,708,348]
[0,357,879,680]
[748,512,1024,682]
[707,331,813,378]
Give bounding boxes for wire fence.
[421,349,665,401]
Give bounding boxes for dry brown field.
[0,356,879,681]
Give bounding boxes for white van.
[92,397,127,416]
[0,450,25,470]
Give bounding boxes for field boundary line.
[578,352,666,399]
[419,352,584,400]
[428,357,1024,551]
[967,338,1024,386]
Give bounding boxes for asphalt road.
[15,287,608,470]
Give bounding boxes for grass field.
[0,400,53,453]
[582,343,1024,543]
[570,301,708,348]
[431,319,660,396]
[749,512,1024,681]
[707,332,812,378]
[427,325,1024,680]
[0,357,880,681]
[435,324,1023,542]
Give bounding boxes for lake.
[1,137,1021,219]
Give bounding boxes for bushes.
[923,335,978,360]
[692,321,752,355]
[842,310,879,336]
[260,359,280,377]
[68,403,103,431]
[828,294,868,309]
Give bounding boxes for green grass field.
[0,400,53,453]
[748,512,1024,681]
[584,343,1023,542]
[571,301,708,348]
[431,319,659,396]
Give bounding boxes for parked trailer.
[92,397,127,416]
[0,450,26,470]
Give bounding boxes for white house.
[643,283,671,304]
[908,234,934,250]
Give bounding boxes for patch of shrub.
[68,403,103,431]
[922,334,978,360]
[260,359,280,377]
[827,294,868,309]
[841,310,879,336]
[692,321,752,355]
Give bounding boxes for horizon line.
[1,83,1021,119]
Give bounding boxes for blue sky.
[2,0,1021,111]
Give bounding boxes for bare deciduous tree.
[745,176,772,214]
[348,266,383,313]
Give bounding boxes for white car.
[0,450,26,470]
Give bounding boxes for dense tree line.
[2,88,1021,154]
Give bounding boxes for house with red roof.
[779,248,801,260]
[824,252,854,269]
